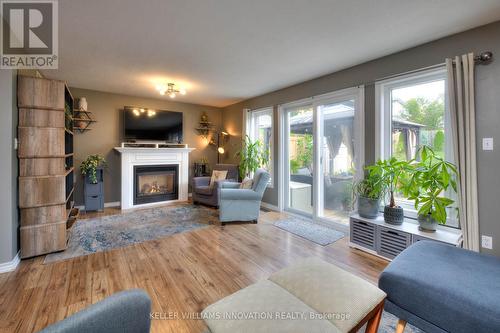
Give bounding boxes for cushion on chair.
[269,257,386,332]
[202,280,341,333]
[194,185,213,196]
[210,170,228,188]
[379,241,500,333]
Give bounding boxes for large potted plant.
[402,146,458,231]
[236,135,269,179]
[352,168,385,219]
[368,157,410,225]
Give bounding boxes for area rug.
[274,216,344,246]
[44,204,217,264]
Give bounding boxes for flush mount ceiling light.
[156,83,186,98]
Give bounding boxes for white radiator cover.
[114,147,195,209]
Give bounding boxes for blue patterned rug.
[274,217,345,246]
[44,204,217,263]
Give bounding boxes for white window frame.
[278,86,364,232]
[375,67,458,227]
[243,106,274,187]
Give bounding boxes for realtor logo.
[1,0,58,68]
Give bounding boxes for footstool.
[379,240,500,333]
[202,257,386,333]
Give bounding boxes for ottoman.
[202,257,386,333]
[379,241,500,333]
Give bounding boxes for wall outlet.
[482,137,494,151]
[481,235,493,249]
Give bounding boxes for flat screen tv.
[123,107,183,143]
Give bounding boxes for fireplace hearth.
[134,165,178,205]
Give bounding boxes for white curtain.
[446,53,480,251]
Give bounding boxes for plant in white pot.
[352,168,385,219]
[402,146,458,231]
[367,157,411,225]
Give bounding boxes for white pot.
[78,97,88,111]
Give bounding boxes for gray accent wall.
[70,88,223,206]
[0,69,19,264]
[221,21,500,256]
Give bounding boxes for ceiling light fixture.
[157,83,187,98]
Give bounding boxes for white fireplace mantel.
[114,147,195,209]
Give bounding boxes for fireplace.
[133,165,178,205]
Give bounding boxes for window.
[376,68,458,227]
[245,107,274,187]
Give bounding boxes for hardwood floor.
[0,207,388,333]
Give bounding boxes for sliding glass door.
[282,87,364,226]
[284,103,314,215]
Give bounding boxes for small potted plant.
[402,146,458,231]
[80,154,107,184]
[367,157,410,225]
[353,168,385,219]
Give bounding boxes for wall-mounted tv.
[123,107,183,143]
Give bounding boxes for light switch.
[482,235,493,249]
[482,138,494,151]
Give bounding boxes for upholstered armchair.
[219,168,270,223]
[38,289,151,333]
[192,164,238,207]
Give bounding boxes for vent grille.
[350,220,376,250]
[377,227,411,259]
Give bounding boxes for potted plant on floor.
[236,135,269,180]
[402,146,458,231]
[367,157,411,225]
[353,168,385,219]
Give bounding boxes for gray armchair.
[219,168,270,223]
[192,164,238,207]
[38,289,151,333]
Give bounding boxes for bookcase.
[18,76,76,258]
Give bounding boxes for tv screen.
[123,107,183,143]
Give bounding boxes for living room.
[1,1,500,333]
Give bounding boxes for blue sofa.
[38,289,151,333]
[219,168,270,223]
[379,241,500,333]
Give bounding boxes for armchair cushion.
[220,189,261,201]
[209,170,228,188]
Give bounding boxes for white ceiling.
[44,0,500,107]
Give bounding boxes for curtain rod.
[376,51,493,83]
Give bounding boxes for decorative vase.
[357,196,380,219]
[78,97,88,111]
[418,214,438,232]
[384,205,404,225]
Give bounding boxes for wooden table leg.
[365,302,384,333]
[395,319,407,333]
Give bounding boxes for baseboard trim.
[260,202,280,212]
[76,201,121,211]
[0,252,20,273]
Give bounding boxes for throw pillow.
[210,170,228,188]
[240,177,253,189]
